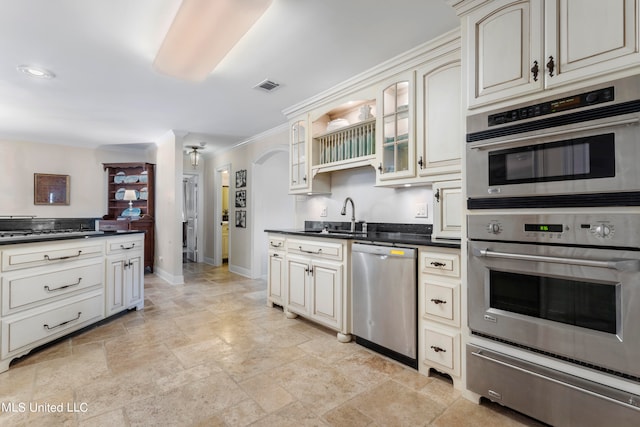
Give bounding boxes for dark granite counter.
[0,217,145,245]
[265,221,460,249]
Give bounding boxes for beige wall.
[0,140,154,218]
[155,131,185,284]
[205,125,290,277]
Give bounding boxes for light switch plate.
[415,203,428,218]
[320,206,327,217]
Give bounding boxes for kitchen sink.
[306,230,367,238]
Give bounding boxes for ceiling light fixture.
[17,65,55,79]
[188,146,201,168]
[154,0,273,82]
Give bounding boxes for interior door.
[184,176,198,262]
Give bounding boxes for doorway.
[214,165,231,266]
[182,174,201,263]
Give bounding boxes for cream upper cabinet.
[416,56,462,179]
[289,116,310,193]
[544,0,640,89]
[465,0,544,107]
[464,0,640,107]
[289,114,331,194]
[376,71,416,183]
[432,180,463,240]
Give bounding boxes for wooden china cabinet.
[101,163,155,273]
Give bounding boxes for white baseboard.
[154,267,185,285]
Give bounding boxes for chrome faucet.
[340,197,356,232]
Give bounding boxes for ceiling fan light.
[154,0,273,82]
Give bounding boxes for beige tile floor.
[0,263,546,427]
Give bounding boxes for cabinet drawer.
[2,262,104,315]
[2,241,104,272]
[106,235,144,254]
[421,251,460,278]
[286,239,343,260]
[2,292,104,357]
[424,283,454,321]
[423,327,460,374]
[268,235,285,250]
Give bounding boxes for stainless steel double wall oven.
[465,76,640,426]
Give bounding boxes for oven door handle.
[468,117,639,150]
[472,247,640,271]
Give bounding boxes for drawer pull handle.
[44,312,82,330]
[44,250,82,261]
[299,246,322,255]
[430,261,447,268]
[270,242,283,248]
[44,278,82,292]
[430,345,446,353]
[430,298,447,305]
[120,243,136,250]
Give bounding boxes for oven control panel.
[469,214,637,248]
[589,223,615,239]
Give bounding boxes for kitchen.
[1,0,640,426]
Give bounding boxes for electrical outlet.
[415,203,428,218]
[320,206,327,217]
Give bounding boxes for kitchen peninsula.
[0,218,145,372]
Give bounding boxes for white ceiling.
[0,0,459,153]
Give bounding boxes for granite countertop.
[0,229,144,246]
[266,221,461,249]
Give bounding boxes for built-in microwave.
[466,76,640,209]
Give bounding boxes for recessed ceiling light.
[17,65,55,79]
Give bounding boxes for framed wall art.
[235,169,247,188]
[34,173,70,205]
[235,210,246,228]
[235,190,246,208]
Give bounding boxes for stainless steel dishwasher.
[352,243,418,368]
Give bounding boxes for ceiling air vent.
[254,79,280,92]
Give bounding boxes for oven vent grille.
[254,79,280,92]
[467,99,640,142]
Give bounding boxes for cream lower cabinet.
[0,234,146,373]
[0,239,107,372]
[269,236,350,342]
[105,235,144,316]
[418,247,463,389]
[267,234,285,307]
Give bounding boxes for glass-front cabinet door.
[377,73,415,182]
[289,117,309,192]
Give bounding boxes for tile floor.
[0,263,546,426]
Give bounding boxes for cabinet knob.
[378,163,383,173]
[531,60,539,81]
[434,189,440,203]
[546,56,555,77]
[418,156,424,169]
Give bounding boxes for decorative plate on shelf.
[115,188,126,200]
[139,171,148,183]
[326,118,349,132]
[139,187,148,200]
[124,175,139,183]
[121,207,141,217]
[114,172,125,184]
